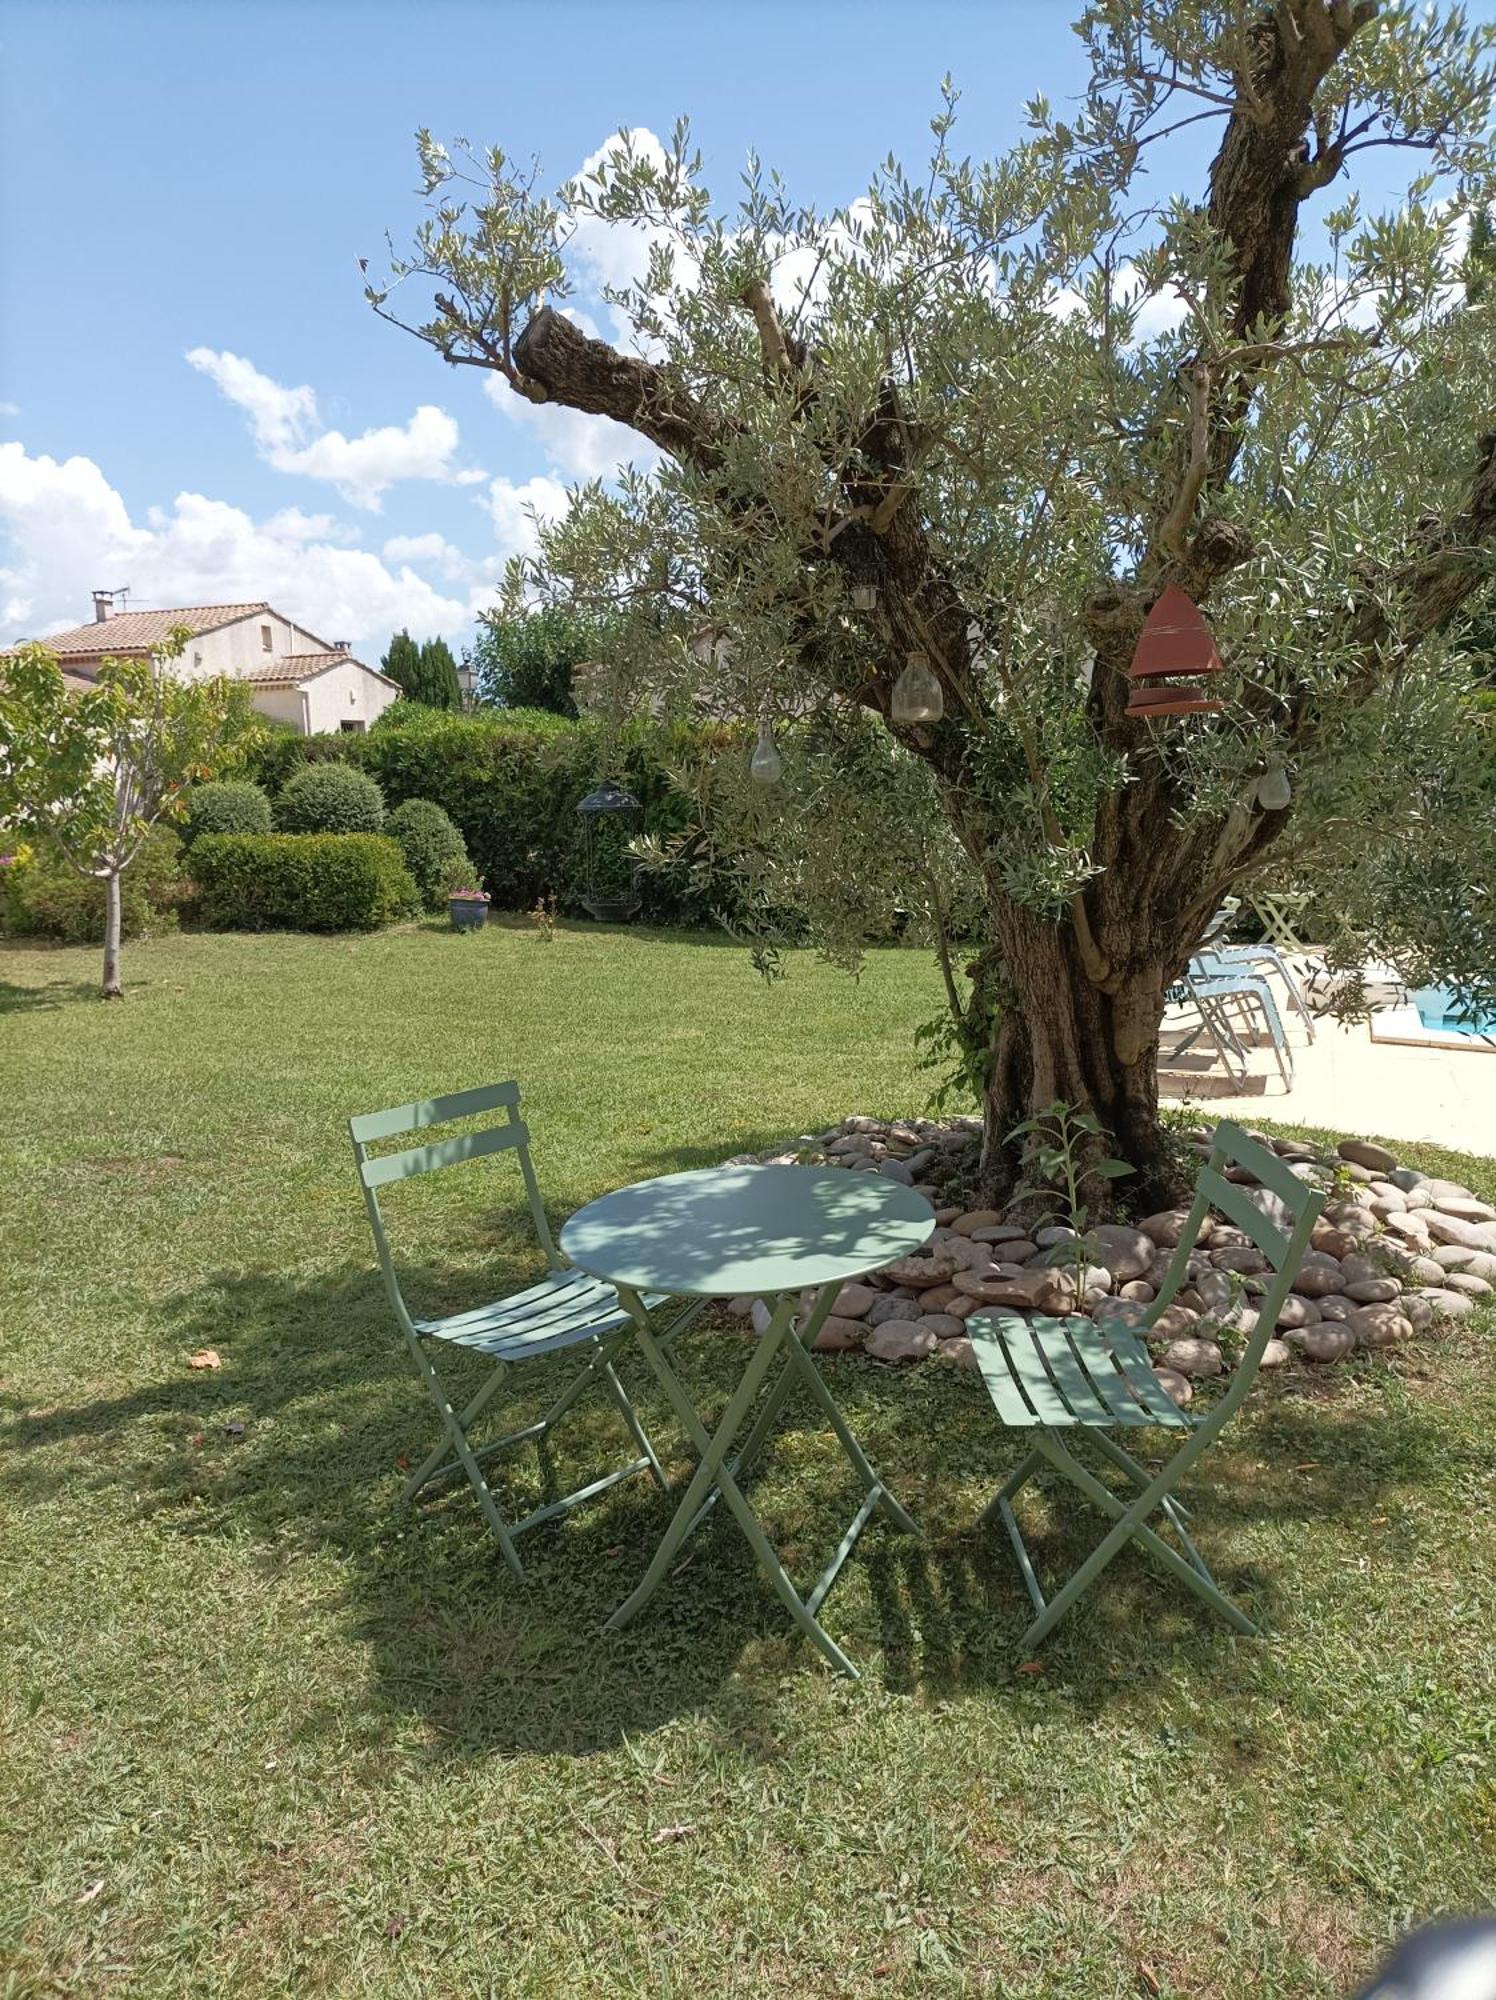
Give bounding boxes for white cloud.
[0,401,20,420]
[481,473,571,556]
[0,442,517,644]
[185,346,483,509]
[382,530,499,589]
[482,372,658,482]
[1045,262,1191,340]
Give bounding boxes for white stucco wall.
[300,662,401,733]
[248,684,308,731]
[180,611,331,683]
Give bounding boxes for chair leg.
[409,1342,526,1580]
[1015,1432,1259,1651]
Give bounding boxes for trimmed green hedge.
[183,779,273,845]
[384,797,471,909]
[237,705,737,922]
[0,829,187,943]
[189,833,418,932]
[276,762,386,835]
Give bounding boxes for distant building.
[19,594,402,735]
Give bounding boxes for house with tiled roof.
[22,593,402,735]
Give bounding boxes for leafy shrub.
[189,833,417,932]
[384,797,471,909]
[0,829,187,942]
[239,725,353,794]
[183,779,273,846]
[276,762,386,835]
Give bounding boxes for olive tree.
[373,0,1496,1201]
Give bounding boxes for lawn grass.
[2,920,1493,1998]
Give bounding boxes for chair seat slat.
[1055,1319,1154,1425]
[966,1316,1046,1425]
[1031,1317,1114,1422]
[1067,1318,1191,1429]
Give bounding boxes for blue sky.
[1,0,1487,654]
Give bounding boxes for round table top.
[560,1163,935,1299]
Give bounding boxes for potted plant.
[446,872,491,931]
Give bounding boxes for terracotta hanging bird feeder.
[1125,584,1224,718]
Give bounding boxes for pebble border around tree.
[719,1118,1493,1398]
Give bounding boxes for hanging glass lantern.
[749,718,783,786]
[850,582,878,612]
[891,652,944,724]
[576,780,643,922]
[1256,759,1292,811]
[1125,584,1224,718]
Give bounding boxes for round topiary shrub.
[384,797,471,909]
[182,779,273,846]
[276,762,386,835]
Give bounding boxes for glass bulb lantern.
[749,718,783,786]
[1256,760,1292,811]
[890,652,944,724]
[850,582,878,612]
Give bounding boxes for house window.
[260,624,273,652]
[339,719,366,735]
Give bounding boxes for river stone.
[725,1295,755,1318]
[953,1268,1067,1312]
[1119,1280,1156,1303]
[1292,1253,1347,1298]
[1408,1256,1448,1285]
[1434,1195,1496,1224]
[949,1208,1004,1235]
[1294,1325,1357,1362]
[967,1220,1034,1245]
[1417,1287,1476,1319]
[867,1292,921,1327]
[1424,1177,1475,1200]
[1348,1303,1412,1349]
[932,1336,979,1371]
[1402,1293,1435,1331]
[918,1312,969,1338]
[1153,1367,1193,1408]
[1388,1167,1428,1192]
[1345,1277,1402,1304]
[1445,1271,1493,1298]
[1093,1297,1150,1330]
[1212,1244,1271,1276]
[986,1239,1038,1265]
[813,1316,865,1352]
[1424,1212,1496,1251]
[1431,1244,1484,1272]
[832,1282,878,1320]
[1260,1337,1292,1368]
[1091,1225,1153,1283]
[1338,1138,1398,1174]
[877,1158,915,1185]
[1366,1180,1407,1211]
[1160,1336,1224,1379]
[864,1321,939,1363]
[880,1252,963,1289]
[1382,1211,1430,1246]
[1400,1184,1435,1210]
[914,1283,961,1313]
[1314,1294,1357,1321]
[1276,1294,1320,1329]
[1035,1225,1078,1248]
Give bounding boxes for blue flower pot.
[449,898,488,931]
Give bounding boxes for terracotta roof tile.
[27,604,272,657]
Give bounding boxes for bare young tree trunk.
[101,870,124,1000]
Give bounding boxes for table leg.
[604,1281,920,1677]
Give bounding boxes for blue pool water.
[1411,987,1496,1037]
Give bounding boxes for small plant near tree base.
[0,633,248,997]
[1007,1101,1135,1295]
[374,0,1496,1203]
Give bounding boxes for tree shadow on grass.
[2,1248,1474,1761]
[0,975,103,1013]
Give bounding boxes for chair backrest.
[1145,1120,1324,1443]
[348,1081,557,1330]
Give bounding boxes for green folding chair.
[966,1120,1324,1652]
[349,1081,675,1579]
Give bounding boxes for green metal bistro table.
[560,1164,934,1677]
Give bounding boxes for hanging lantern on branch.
[1256,758,1292,811]
[749,717,783,786]
[850,582,879,613]
[1125,584,1224,718]
[890,651,945,724]
[576,780,643,923]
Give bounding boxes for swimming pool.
[1410,987,1496,1038]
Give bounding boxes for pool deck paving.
[1158,975,1496,1154]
